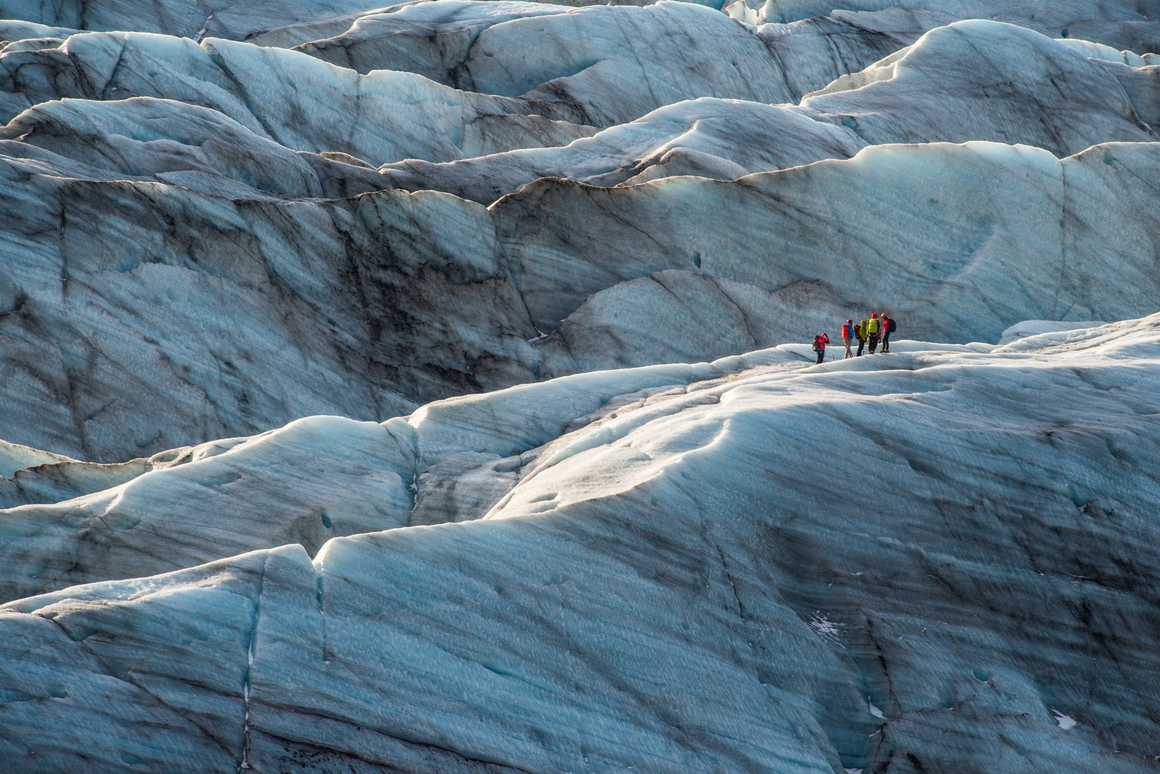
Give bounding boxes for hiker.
[856,319,867,357]
[812,332,830,364]
[880,313,896,352]
[865,312,881,354]
[841,319,854,358]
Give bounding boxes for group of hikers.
[811,312,897,364]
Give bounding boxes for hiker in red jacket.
[812,332,830,364]
[841,319,854,359]
[881,313,896,352]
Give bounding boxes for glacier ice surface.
[1,316,1158,771]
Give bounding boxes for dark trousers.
[856,339,865,356]
[816,349,825,364]
[881,333,891,352]
[869,334,879,353]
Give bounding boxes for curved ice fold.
[3,132,1159,459]
[1,314,1158,771]
[382,20,1160,200]
[0,31,594,161]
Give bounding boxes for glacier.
[5,132,1160,459]
[2,0,1160,769]
[0,32,595,160]
[2,316,1159,771]
[730,0,1160,52]
[0,0,412,41]
[381,20,1160,201]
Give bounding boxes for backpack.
[889,318,897,333]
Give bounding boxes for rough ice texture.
[1,0,1159,768]
[289,0,1160,126]
[2,98,393,197]
[0,440,153,509]
[801,21,1160,149]
[0,353,782,601]
[249,0,726,49]
[0,416,420,601]
[0,0,699,43]
[0,19,79,46]
[379,97,867,202]
[380,20,1160,201]
[732,0,1160,52]
[4,129,1160,459]
[0,0,403,40]
[0,138,534,459]
[1,315,1158,771]
[297,1,812,125]
[0,31,594,162]
[4,11,1152,198]
[505,141,1160,371]
[0,2,813,136]
[998,320,1107,345]
[745,9,1160,118]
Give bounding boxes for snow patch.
[808,612,845,648]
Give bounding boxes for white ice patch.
[997,320,1105,345]
[868,700,886,720]
[1053,710,1078,730]
[808,612,845,648]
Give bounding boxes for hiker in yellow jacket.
[865,312,881,354]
